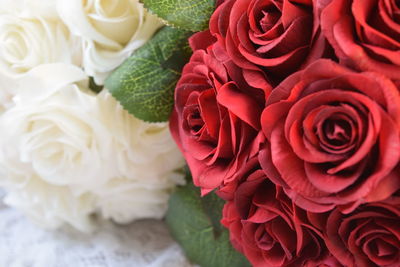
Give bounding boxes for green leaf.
[140,0,215,32]
[105,26,192,122]
[166,176,251,267]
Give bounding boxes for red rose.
[209,0,331,84]
[304,254,343,267]
[259,59,400,213]
[170,31,269,194]
[216,157,263,200]
[319,0,400,80]
[324,196,400,267]
[221,161,330,267]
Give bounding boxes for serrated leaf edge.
[139,0,193,30]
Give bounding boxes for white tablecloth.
[0,194,192,267]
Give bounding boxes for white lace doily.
[0,192,193,267]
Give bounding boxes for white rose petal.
[0,66,112,188]
[0,0,58,19]
[95,178,171,224]
[0,11,81,76]
[0,64,108,230]
[57,0,164,84]
[94,91,185,223]
[3,179,96,232]
[0,64,185,231]
[0,73,15,112]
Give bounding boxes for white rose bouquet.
[0,0,185,232]
[0,63,185,231]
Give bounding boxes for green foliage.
[166,178,251,267]
[105,26,192,122]
[141,0,215,32]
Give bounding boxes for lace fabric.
[0,191,192,267]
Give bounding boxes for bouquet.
[1,0,400,267]
[0,0,185,232]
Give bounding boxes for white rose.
[0,64,113,188]
[3,179,96,231]
[57,0,164,84]
[0,6,81,76]
[0,64,109,230]
[94,92,185,223]
[0,0,58,19]
[95,178,172,224]
[0,64,185,230]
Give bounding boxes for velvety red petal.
[189,30,217,51]
[217,82,263,129]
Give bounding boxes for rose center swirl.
[185,105,204,136]
[323,119,352,146]
[259,9,280,33]
[315,111,358,153]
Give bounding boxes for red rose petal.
[304,161,365,193]
[353,0,400,47]
[217,82,263,129]
[189,30,217,51]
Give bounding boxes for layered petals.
[260,59,400,213]
[324,195,400,267]
[170,31,270,195]
[210,0,332,85]
[221,159,336,267]
[319,0,400,80]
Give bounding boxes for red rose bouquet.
[4,0,399,265]
[105,0,400,266]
